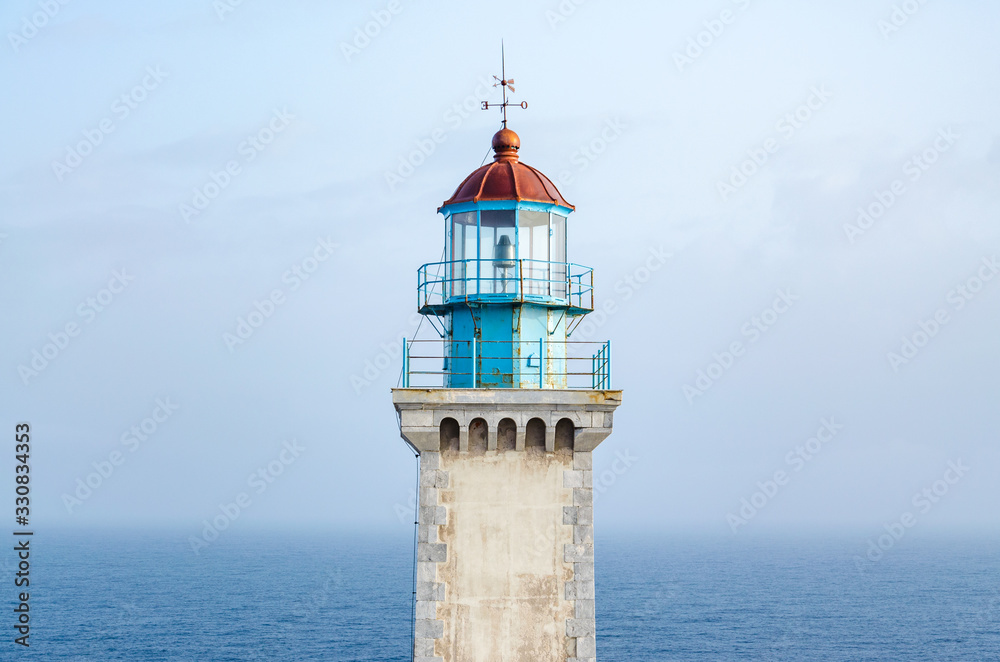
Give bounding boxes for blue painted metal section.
[439,199,574,215]
[402,338,409,388]
[409,183,610,390]
[592,341,611,390]
[417,259,594,316]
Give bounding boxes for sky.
[1,0,998,547]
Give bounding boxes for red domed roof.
[440,129,574,210]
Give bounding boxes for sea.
[5,530,998,661]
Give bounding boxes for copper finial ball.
[492,128,520,161]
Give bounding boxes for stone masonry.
[393,389,621,662]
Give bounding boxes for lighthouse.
[392,73,621,662]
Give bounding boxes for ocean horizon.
[4,528,997,660]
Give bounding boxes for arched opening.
[439,417,460,452]
[497,418,516,452]
[525,418,546,449]
[555,418,575,452]
[469,418,488,453]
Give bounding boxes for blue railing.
[417,259,594,313]
[592,341,611,390]
[401,338,611,390]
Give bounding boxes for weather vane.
[481,42,527,128]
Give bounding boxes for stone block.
[573,451,593,470]
[415,601,437,620]
[420,451,440,470]
[566,618,595,637]
[572,429,612,452]
[564,543,594,563]
[575,599,596,619]
[563,506,578,525]
[574,525,594,545]
[574,562,595,581]
[418,543,447,563]
[414,638,436,656]
[418,505,447,526]
[419,470,449,488]
[408,410,434,427]
[576,634,598,657]
[573,488,593,508]
[419,487,438,505]
[416,581,445,601]
[399,427,440,453]
[563,470,584,488]
[417,524,437,543]
[416,561,437,583]
[564,580,595,600]
[414,619,445,639]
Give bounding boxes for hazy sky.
[2,1,998,544]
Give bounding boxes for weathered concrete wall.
[395,389,619,662]
[437,446,574,661]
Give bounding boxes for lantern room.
[407,127,610,390]
[423,128,590,314]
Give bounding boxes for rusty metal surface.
[440,129,574,210]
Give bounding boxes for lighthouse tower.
[392,80,621,662]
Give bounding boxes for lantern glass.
[480,210,515,294]
[551,214,567,299]
[519,210,549,295]
[450,212,477,296]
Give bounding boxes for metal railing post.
[403,338,409,387]
[471,337,477,388]
[588,270,592,308]
[539,337,545,389]
[604,340,611,389]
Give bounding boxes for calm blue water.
[3,531,998,660]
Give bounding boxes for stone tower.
[393,125,621,662]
